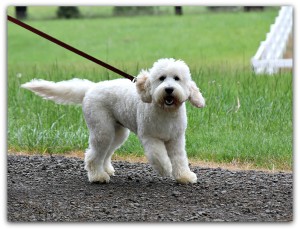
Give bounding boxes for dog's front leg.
[165,136,197,184]
[140,137,172,177]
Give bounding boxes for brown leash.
[7,15,135,82]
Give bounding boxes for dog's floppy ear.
[188,80,205,108]
[136,70,152,103]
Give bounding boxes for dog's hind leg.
[84,134,114,183]
[84,111,116,183]
[104,125,130,176]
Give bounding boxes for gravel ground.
[7,155,293,222]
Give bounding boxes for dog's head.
[136,58,205,110]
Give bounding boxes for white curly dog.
[22,58,205,184]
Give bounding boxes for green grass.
[8,7,278,68]
[7,7,292,170]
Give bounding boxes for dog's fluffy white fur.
[22,58,205,184]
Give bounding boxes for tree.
[15,6,27,20]
[175,6,183,15]
[57,7,80,19]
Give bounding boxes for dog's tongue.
[165,96,174,106]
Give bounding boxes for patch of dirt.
[8,150,291,173]
[7,155,292,222]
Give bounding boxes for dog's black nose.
[165,87,174,95]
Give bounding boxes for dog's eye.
[174,76,180,81]
[159,76,166,81]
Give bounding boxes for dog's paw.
[175,171,197,184]
[157,167,173,178]
[105,164,115,176]
[88,171,110,183]
[151,159,172,178]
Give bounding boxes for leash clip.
[132,77,137,83]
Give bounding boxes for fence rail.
[251,6,293,74]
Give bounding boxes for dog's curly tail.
[21,78,95,105]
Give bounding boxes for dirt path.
[7,155,292,222]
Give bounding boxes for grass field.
[7,6,292,170]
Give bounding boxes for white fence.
[251,6,293,74]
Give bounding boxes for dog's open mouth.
[164,96,174,106]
